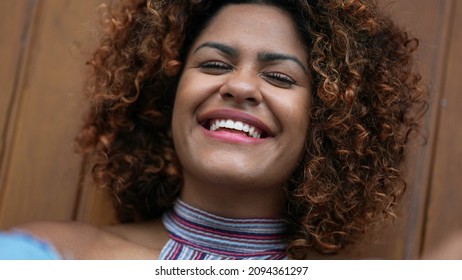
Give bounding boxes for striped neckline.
[159,199,288,260]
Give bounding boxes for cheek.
[294,90,311,128]
[171,76,191,141]
[173,74,191,111]
[171,73,199,131]
[277,93,311,132]
[173,70,220,111]
[277,93,311,161]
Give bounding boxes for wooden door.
[0,0,115,228]
[1,0,461,259]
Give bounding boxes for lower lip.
[201,126,266,144]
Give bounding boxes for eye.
[261,72,296,88]
[199,61,233,74]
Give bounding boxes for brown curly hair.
[77,0,427,259]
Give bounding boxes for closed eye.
[199,61,233,74]
[261,72,296,88]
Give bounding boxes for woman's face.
[172,4,311,204]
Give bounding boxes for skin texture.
[18,220,169,259]
[173,4,311,218]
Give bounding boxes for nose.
[219,69,262,105]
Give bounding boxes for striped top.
[159,200,288,260]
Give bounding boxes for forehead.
[191,4,308,60]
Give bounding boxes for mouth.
[202,119,269,139]
[198,109,274,141]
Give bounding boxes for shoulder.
[15,220,167,259]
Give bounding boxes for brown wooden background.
[1,0,461,259]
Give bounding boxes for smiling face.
[172,3,311,216]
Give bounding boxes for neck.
[160,199,288,260]
[180,172,286,218]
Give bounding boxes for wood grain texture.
[0,0,101,229]
[0,0,35,144]
[74,157,116,225]
[0,0,461,260]
[391,0,455,259]
[422,0,462,256]
[345,0,454,259]
[0,0,38,219]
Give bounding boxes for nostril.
[219,79,262,105]
[246,96,259,105]
[219,91,262,105]
[221,92,234,99]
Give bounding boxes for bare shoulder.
[16,220,167,260]
[103,218,169,251]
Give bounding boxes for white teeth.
[225,120,234,129]
[234,121,243,130]
[209,119,263,138]
[249,126,255,136]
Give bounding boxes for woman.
[14,0,425,259]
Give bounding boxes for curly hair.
[77,0,427,259]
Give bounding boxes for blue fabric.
[0,231,60,260]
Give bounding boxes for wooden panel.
[0,0,36,141]
[423,0,462,256]
[0,0,102,229]
[74,158,116,225]
[0,0,460,261]
[347,0,454,259]
[389,0,455,259]
[0,1,38,208]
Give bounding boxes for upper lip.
[198,109,275,137]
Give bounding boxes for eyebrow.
[194,41,239,58]
[258,52,308,73]
[194,41,307,73]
